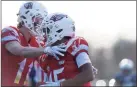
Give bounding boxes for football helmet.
[119,58,134,70]
[17,1,48,36]
[43,13,75,45]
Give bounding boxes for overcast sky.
[2,1,136,48]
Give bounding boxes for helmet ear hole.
[46,27,50,34]
[25,11,30,14]
[42,28,46,33]
[21,16,26,19]
[56,29,63,33]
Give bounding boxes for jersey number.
[14,59,45,85]
[48,67,65,82]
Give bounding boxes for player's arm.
[2,28,65,58]
[5,41,45,58]
[5,41,66,58]
[61,52,94,86]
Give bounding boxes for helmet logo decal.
[24,2,33,9]
[50,14,67,22]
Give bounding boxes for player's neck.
[19,27,32,43]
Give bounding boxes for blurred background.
[2,1,136,86]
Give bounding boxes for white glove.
[44,45,66,60]
[40,82,61,87]
[92,66,98,74]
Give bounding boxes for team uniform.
[1,26,46,86]
[40,37,92,86]
[115,72,136,86]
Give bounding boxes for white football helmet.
[119,58,134,70]
[17,1,48,36]
[43,13,75,45]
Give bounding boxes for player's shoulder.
[2,26,18,35]
[1,26,20,44]
[65,36,89,56]
[73,36,88,45]
[115,72,123,80]
[66,36,88,49]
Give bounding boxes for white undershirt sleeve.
[76,52,91,68]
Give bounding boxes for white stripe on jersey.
[1,36,20,42]
[76,52,91,68]
[2,27,20,42]
[71,44,88,56]
[2,26,19,36]
[65,37,79,50]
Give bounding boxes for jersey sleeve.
[76,52,91,68]
[68,37,91,68]
[1,27,20,45]
[70,37,89,57]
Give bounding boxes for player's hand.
[39,82,61,87]
[44,45,66,60]
[92,66,98,74]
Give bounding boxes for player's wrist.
[39,47,45,54]
[43,46,51,54]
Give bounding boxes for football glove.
[44,45,66,60]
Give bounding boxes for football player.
[114,58,136,86]
[1,2,65,86]
[39,13,97,86]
